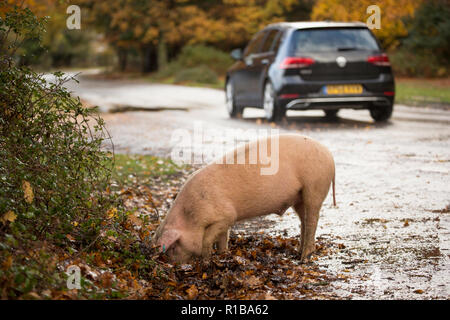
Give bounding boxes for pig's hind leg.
[293,199,306,257]
[296,187,326,262]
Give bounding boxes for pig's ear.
[158,229,180,252]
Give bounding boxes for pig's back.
[181,134,334,220]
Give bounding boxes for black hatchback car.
[225,22,395,122]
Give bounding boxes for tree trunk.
[140,44,158,73]
[116,47,128,72]
[157,31,168,71]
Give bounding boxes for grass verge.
[112,154,183,185]
[395,78,450,106]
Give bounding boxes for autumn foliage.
[311,0,423,49]
[3,0,447,76]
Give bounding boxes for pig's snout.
[153,228,196,263]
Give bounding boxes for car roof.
[267,21,368,30]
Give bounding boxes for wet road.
[66,73,450,299]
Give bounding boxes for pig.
[153,133,336,263]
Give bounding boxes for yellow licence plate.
[325,84,363,95]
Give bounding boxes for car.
[225,21,395,122]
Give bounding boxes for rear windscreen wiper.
[337,47,359,51]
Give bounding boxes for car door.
[251,29,281,107]
[232,30,267,106]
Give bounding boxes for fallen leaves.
[142,234,346,300]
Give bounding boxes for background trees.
[5,0,448,77]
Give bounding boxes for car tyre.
[370,103,393,122]
[263,81,285,122]
[226,80,243,118]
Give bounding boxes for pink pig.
[153,134,336,263]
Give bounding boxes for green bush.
[0,5,114,245]
[392,0,450,77]
[174,45,234,75]
[389,49,448,77]
[174,65,219,84]
[152,45,233,84]
[0,5,174,300]
[403,0,450,65]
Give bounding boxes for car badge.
[336,56,347,68]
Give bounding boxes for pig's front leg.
[216,229,229,253]
[202,222,230,258]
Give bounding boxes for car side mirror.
[230,48,243,60]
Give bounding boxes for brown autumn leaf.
[100,272,114,288]
[244,275,262,288]
[1,210,17,224]
[23,292,41,300]
[22,180,34,204]
[128,212,143,226]
[186,284,198,299]
[2,256,13,269]
[106,207,118,219]
[234,256,248,265]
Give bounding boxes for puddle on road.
[107,105,189,113]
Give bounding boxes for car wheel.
[226,81,243,118]
[324,109,339,119]
[370,104,393,122]
[263,82,285,122]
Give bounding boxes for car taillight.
[279,93,300,99]
[280,57,315,69]
[367,53,390,66]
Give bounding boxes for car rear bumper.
[283,95,392,110]
[275,73,394,110]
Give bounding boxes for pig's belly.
[234,188,299,221]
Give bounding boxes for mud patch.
[430,204,450,214]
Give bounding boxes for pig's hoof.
[201,258,211,267]
[300,256,310,264]
[299,251,314,263]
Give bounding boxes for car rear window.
[290,28,380,54]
